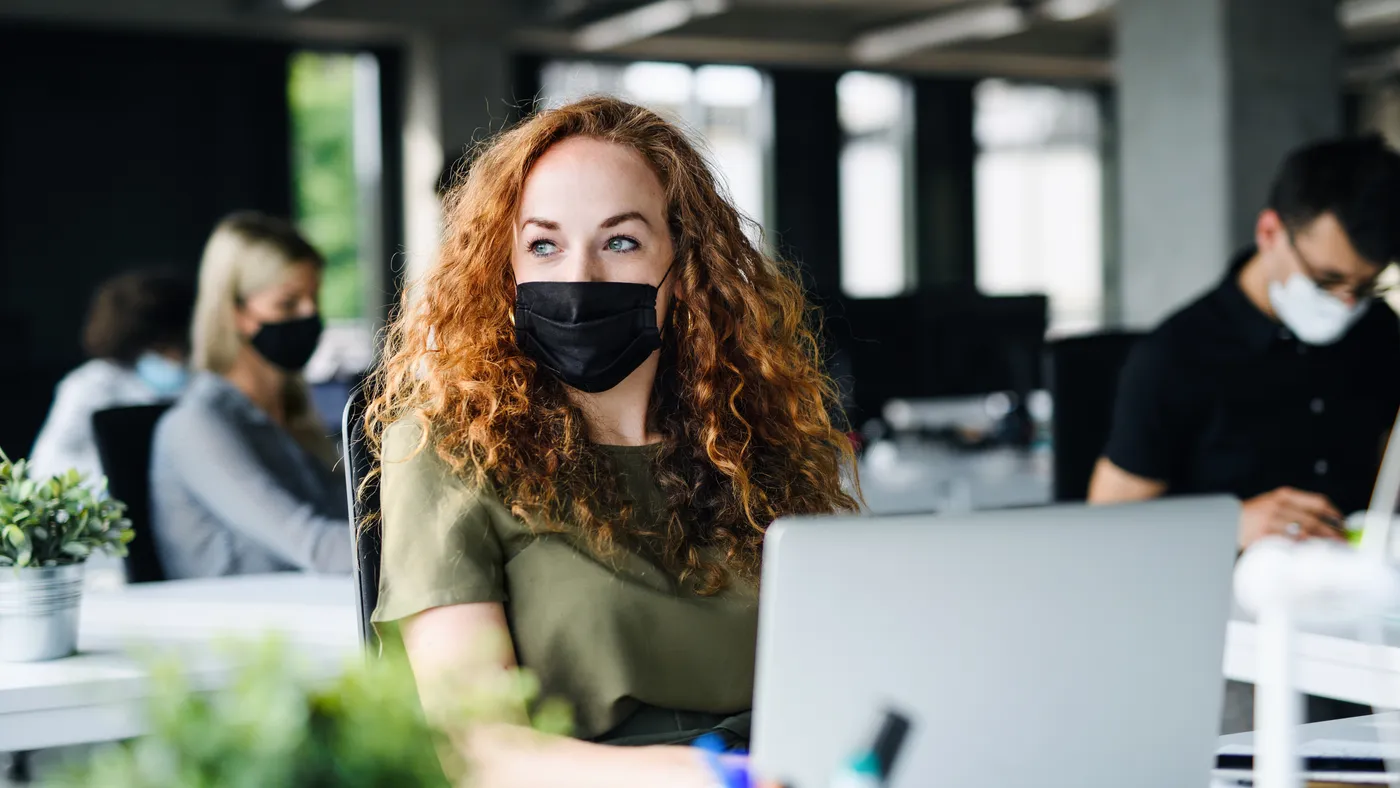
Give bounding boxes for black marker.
[831,708,913,787]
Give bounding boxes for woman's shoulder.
[166,373,260,420]
[153,374,260,452]
[380,417,431,463]
[56,359,148,402]
[60,358,129,385]
[379,417,517,526]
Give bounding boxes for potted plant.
[0,448,134,662]
[57,639,573,787]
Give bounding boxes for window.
[539,60,772,240]
[974,79,1103,335]
[288,51,382,381]
[837,71,915,299]
[1356,82,1400,316]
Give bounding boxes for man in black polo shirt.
[1091,136,1400,551]
[1092,136,1400,732]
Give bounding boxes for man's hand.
[1239,487,1346,549]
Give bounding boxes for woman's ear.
[231,302,259,340]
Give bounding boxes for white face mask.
[1267,273,1371,346]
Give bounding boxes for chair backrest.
[91,404,172,583]
[1046,332,1143,502]
[341,385,381,651]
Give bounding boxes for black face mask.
[514,275,669,394]
[250,314,323,372]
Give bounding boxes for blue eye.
[528,240,558,257]
[606,236,640,253]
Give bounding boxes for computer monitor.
[827,290,1048,422]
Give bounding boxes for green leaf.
[0,461,134,566]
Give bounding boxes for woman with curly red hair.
[367,96,857,785]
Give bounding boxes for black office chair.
[341,385,381,652]
[1045,332,1143,502]
[91,404,172,583]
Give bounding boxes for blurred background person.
[150,211,350,579]
[1089,137,1400,551]
[1089,136,1400,733]
[28,268,195,482]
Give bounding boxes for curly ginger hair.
[366,96,859,593]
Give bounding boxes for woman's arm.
[157,407,351,572]
[401,602,719,788]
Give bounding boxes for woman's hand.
[463,726,723,788]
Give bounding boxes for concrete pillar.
[1115,0,1341,328]
[400,32,515,284]
[770,69,843,297]
[912,78,977,291]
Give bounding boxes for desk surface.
[78,573,355,647]
[859,441,1053,514]
[1224,609,1400,709]
[7,569,1400,754]
[0,573,358,752]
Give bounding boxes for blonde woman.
[150,212,350,579]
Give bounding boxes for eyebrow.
[602,211,649,229]
[521,212,651,232]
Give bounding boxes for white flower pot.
[0,564,85,662]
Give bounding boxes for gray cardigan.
[149,373,351,579]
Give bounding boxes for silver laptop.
[751,497,1239,788]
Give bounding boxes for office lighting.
[852,5,1028,65]
[282,0,324,10]
[574,0,730,52]
[1039,0,1115,21]
[1341,0,1400,28]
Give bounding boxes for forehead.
[1295,212,1382,273]
[518,137,665,219]
[247,261,319,299]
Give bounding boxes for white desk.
[1224,609,1400,709]
[858,441,1054,514]
[1217,713,1400,785]
[0,574,358,752]
[9,571,1400,753]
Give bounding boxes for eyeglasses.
[1288,234,1397,301]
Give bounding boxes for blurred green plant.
[0,448,133,568]
[289,51,362,321]
[56,638,573,788]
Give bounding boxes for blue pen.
[694,733,752,788]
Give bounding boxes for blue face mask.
[135,353,189,398]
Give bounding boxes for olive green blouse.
[371,421,759,741]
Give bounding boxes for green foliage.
[0,447,133,569]
[289,51,363,321]
[57,639,575,788]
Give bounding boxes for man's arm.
[1090,456,1342,547]
[1087,457,1167,503]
